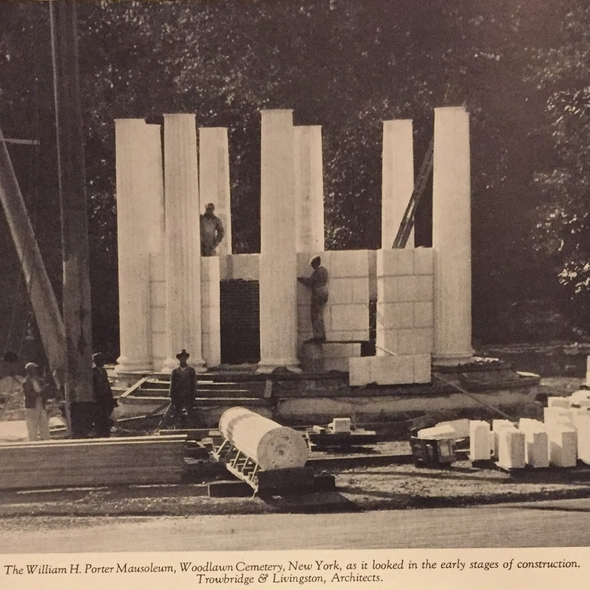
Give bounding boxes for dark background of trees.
[1,0,589,361]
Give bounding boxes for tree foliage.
[0,0,588,354]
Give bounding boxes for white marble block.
[572,412,590,464]
[497,427,526,469]
[519,419,550,469]
[544,407,574,428]
[371,356,414,385]
[417,424,456,440]
[469,420,492,462]
[547,424,577,467]
[413,354,432,383]
[547,397,571,409]
[492,420,514,459]
[348,357,372,387]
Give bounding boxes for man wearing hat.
[298,256,329,343]
[200,203,225,256]
[22,362,50,441]
[169,349,198,426]
[92,353,117,437]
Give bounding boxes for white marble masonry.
[497,426,526,469]
[297,250,370,345]
[258,110,299,372]
[376,248,434,356]
[382,119,414,249]
[432,106,473,365]
[571,410,590,464]
[491,419,513,459]
[201,256,221,368]
[547,424,577,467]
[162,114,205,372]
[348,354,431,386]
[115,119,163,372]
[469,420,492,462]
[199,127,232,257]
[519,419,549,468]
[547,396,571,408]
[294,126,324,252]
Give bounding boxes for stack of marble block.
[297,250,370,373]
[468,400,590,469]
[348,248,434,387]
[297,250,371,345]
[301,342,363,373]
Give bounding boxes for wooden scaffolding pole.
[0,127,67,389]
[50,0,94,436]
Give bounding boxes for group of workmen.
[21,203,330,436]
[22,352,117,441]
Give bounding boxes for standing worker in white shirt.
[22,362,50,441]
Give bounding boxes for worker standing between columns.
[169,349,198,427]
[92,352,117,437]
[298,255,329,343]
[200,203,225,256]
[23,362,51,441]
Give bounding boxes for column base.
[161,357,207,374]
[257,358,301,374]
[115,356,153,374]
[432,352,473,367]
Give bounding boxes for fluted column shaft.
[163,114,205,371]
[382,119,414,249]
[432,106,472,364]
[294,125,324,252]
[258,110,299,372]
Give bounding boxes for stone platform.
[113,359,540,429]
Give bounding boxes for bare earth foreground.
[1,377,589,525]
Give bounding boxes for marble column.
[143,124,165,370]
[162,114,206,372]
[258,110,300,372]
[382,119,414,249]
[432,106,472,364]
[199,127,232,256]
[115,119,155,373]
[294,125,324,252]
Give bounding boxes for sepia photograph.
[0,1,589,587]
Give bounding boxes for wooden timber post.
[50,0,95,436]
[0,127,67,388]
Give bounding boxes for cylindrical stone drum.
[219,407,309,471]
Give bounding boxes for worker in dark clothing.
[169,349,197,427]
[200,203,225,256]
[298,255,329,343]
[92,352,117,437]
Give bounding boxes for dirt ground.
[1,375,590,516]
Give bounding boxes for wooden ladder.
[392,137,434,249]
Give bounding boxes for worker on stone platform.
[200,203,225,256]
[22,362,50,441]
[298,255,329,343]
[169,349,197,427]
[92,352,117,438]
